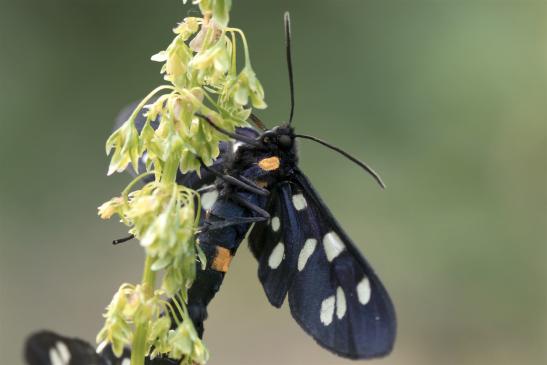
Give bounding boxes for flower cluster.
[99,177,204,294]
[96,284,207,364]
[106,6,266,176]
[98,1,266,364]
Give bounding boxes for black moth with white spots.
[24,12,395,364]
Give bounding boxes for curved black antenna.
[196,113,262,147]
[295,134,386,189]
[284,12,295,125]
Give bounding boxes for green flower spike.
[99,1,265,364]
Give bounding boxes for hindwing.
[249,170,396,359]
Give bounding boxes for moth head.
[259,125,295,151]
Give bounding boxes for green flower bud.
[198,0,212,15]
[189,21,222,53]
[165,38,193,89]
[212,0,231,27]
[97,196,124,220]
[106,120,140,175]
[222,66,267,110]
[96,284,136,357]
[173,17,200,41]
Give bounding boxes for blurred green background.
[0,1,545,364]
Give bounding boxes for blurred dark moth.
[25,13,396,364]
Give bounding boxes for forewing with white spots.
[25,331,115,365]
[248,182,303,307]
[285,170,396,359]
[25,331,182,365]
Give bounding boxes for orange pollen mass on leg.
[258,156,280,171]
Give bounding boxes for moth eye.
[278,135,292,148]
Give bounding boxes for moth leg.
[238,174,268,190]
[199,158,269,196]
[198,215,267,232]
[249,113,267,130]
[230,193,271,219]
[223,174,269,196]
[112,234,135,245]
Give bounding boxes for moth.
[25,13,396,364]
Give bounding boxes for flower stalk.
[131,256,156,365]
[97,1,266,364]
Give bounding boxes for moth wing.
[248,182,303,307]
[25,331,117,365]
[25,331,182,365]
[285,170,396,359]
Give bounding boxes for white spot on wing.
[201,189,219,210]
[297,238,317,271]
[336,287,347,319]
[271,216,280,232]
[268,242,285,269]
[55,342,70,363]
[292,194,307,211]
[96,340,107,354]
[320,295,336,326]
[357,276,371,305]
[121,358,131,365]
[323,231,345,262]
[232,141,243,153]
[49,348,63,365]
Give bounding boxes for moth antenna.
[196,113,262,147]
[295,134,386,189]
[284,12,295,126]
[113,234,135,245]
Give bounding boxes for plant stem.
[128,85,175,124]
[122,172,155,200]
[131,255,156,365]
[141,254,156,295]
